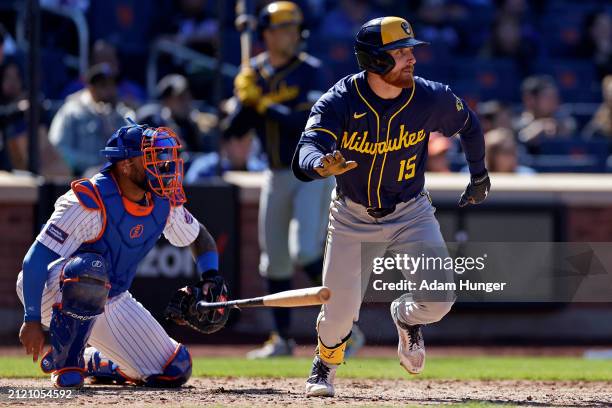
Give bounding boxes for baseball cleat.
[305,356,337,397]
[84,347,128,385]
[344,324,365,359]
[246,333,295,359]
[51,369,85,388]
[390,302,426,374]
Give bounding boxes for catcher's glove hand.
[459,170,491,207]
[165,275,230,334]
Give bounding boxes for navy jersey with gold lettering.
[225,52,326,169]
[293,71,485,208]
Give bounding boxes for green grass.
[2,356,612,381]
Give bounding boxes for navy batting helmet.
[355,17,427,75]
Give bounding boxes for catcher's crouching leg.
[144,344,192,388]
[41,253,110,388]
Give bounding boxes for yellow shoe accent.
[316,337,347,365]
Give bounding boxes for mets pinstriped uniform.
[16,178,200,380]
[293,70,486,363]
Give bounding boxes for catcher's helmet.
[100,120,186,205]
[355,17,427,75]
[258,1,303,31]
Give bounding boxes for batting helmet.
[258,1,303,32]
[355,17,428,75]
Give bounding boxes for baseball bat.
[196,286,331,311]
[235,0,254,67]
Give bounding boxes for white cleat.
[246,333,295,359]
[305,356,337,397]
[390,302,426,374]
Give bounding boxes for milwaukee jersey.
[224,52,327,169]
[293,71,485,208]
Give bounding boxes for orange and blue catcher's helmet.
[100,120,186,205]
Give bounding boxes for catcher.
[17,121,229,388]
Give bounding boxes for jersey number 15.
[397,154,417,181]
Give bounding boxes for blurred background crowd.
[0,0,610,179]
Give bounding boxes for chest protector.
[71,171,170,297]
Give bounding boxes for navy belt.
[366,205,396,218]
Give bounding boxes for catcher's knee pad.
[41,253,110,385]
[316,332,351,365]
[144,344,192,388]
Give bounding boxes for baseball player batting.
[292,17,491,397]
[228,1,338,358]
[16,122,230,388]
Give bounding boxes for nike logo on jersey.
[353,112,367,119]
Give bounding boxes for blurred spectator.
[579,10,612,80]
[171,0,218,56]
[480,13,538,73]
[515,75,577,150]
[0,60,27,170]
[61,40,146,107]
[319,0,381,38]
[484,128,535,174]
[49,63,132,176]
[0,60,71,177]
[136,74,217,153]
[185,133,266,181]
[583,75,612,140]
[477,100,513,133]
[426,132,451,173]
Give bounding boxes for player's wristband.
[196,252,219,280]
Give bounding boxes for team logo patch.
[401,21,412,37]
[455,95,464,111]
[44,223,68,244]
[92,260,103,268]
[184,208,194,224]
[130,224,144,239]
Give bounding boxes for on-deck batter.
[292,16,491,397]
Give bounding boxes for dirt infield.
[1,378,611,407]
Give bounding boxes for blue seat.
[536,139,609,172]
[533,60,599,103]
[40,48,71,99]
[453,58,521,102]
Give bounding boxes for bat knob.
[319,287,331,303]
[235,15,257,32]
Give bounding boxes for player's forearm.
[21,242,60,322]
[189,223,219,280]
[458,109,486,176]
[297,143,327,180]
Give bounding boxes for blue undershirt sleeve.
[22,241,61,322]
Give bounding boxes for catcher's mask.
[100,122,186,205]
[141,127,186,206]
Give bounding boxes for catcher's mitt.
[165,275,230,334]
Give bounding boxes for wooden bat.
[235,0,254,67]
[196,286,331,311]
